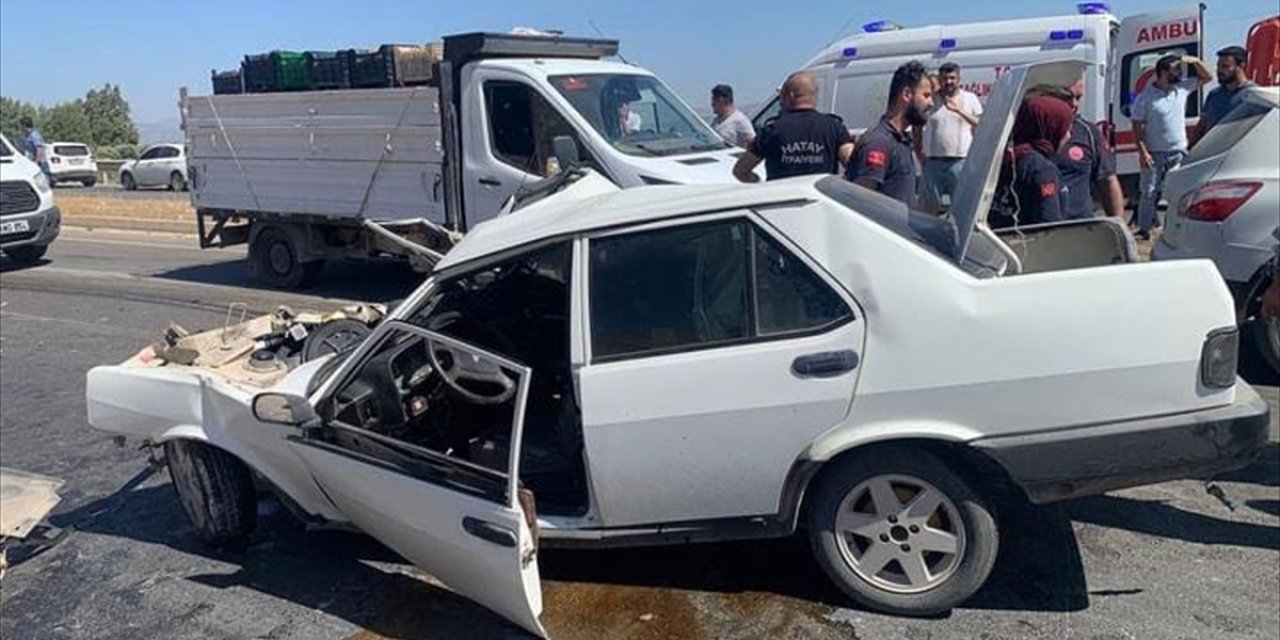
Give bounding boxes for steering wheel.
[426,338,517,405]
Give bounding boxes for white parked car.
[85,63,1270,636]
[42,141,98,187]
[1154,86,1280,377]
[119,143,187,191]
[1,133,60,264]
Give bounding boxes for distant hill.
[136,118,181,144]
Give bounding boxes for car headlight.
[33,172,51,193]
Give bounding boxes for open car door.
[286,322,546,637]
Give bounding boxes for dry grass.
[56,194,194,222]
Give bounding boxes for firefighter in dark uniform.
[1029,82,1125,219]
[734,72,853,182]
[992,95,1075,228]
[846,61,934,207]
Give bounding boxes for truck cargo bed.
[183,87,446,223]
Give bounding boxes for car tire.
[249,224,322,289]
[121,172,136,191]
[1242,265,1280,378]
[4,244,49,264]
[164,439,258,550]
[807,446,999,616]
[169,171,187,192]
[81,178,97,188]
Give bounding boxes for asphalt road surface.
[2,229,1277,640]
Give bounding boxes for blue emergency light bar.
[1049,29,1086,41]
[862,20,902,33]
[940,38,957,49]
[842,47,858,57]
[1077,2,1110,14]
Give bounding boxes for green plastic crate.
[271,51,311,91]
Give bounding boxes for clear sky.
[0,0,1271,127]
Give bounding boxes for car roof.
[1242,85,1280,109]
[436,176,824,271]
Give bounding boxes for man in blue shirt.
[1195,46,1255,144]
[19,116,50,177]
[1131,53,1212,239]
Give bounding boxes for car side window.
[754,231,852,335]
[484,80,591,177]
[590,221,750,359]
[589,219,853,361]
[139,147,160,161]
[160,146,180,159]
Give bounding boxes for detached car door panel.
[578,215,865,527]
[288,325,546,637]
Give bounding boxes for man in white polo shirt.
[916,62,982,214]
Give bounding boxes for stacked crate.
[215,43,441,94]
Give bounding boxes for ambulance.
[753,3,1206,196]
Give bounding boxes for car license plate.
[69,158,85,165]
[0,220,31,235]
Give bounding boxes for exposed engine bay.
[125,303,387,388]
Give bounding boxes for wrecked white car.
[86,62,1270,636]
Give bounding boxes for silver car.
[119,143,188,191]
[1154,86,1280,376]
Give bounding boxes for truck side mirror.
[552,135,580,168]
[252,392,318,426]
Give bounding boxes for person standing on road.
[846,61,933,207]
[733,72,853,182]
[990,95,1075,229]
[1194,46,1255,144]
[1030,80,1125,219]
[19,117,50,178]
[916,63,983,213]
[710,84,755,148]
[1131,53,1212,240]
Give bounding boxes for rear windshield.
[1187,101,1272,162]
[814,176,1006,278]
[0,138,13,157]
[53,144,90,156]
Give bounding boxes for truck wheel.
[249,225,322,289]
[164,440,257,550]
[169,171,187,192]
[121,172,136,191]
[4,245,48,264]
[807,446,999,616]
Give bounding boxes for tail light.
[50,157,61,164]
[1179,181,1262,222]
[1200,327,1239,389]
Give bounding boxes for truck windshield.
[550,74,728,157]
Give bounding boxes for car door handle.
[462,516,517,548]
[792,350,859,378]
[478,177,502,187]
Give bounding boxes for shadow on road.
[540,499,1090,616]
[41,460,1096,639]
[1066,493,1280,552]
[41,464,527,639]
[151,258,422,304]
[0,256,52,273]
